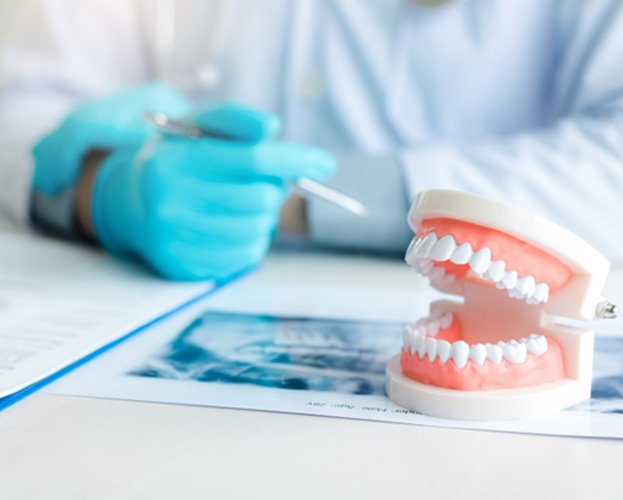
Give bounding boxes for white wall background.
[0,0,20,42]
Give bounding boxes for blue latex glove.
[33,82,192,196]
[92,104,336,281]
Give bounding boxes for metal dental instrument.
[143,111,368,217]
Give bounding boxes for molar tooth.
[429,234,456,262]
[451,340,470,369]
[437,340,452,364]
[450,242,473,265]
[469,344,487,366]
[415,336,427,358]
[439,312,453,330]
[469,247,492,274]
[501,270,518,289]
[516,276,536,298]
[426,321,439,337]
[485,344,503,365]
[503,343,528,364]
[508,288,524,300]
[416,233,438,258]
[533,283,549,303]
[425,337,438,362]
[485,260,506,282]
[526,335,548,355]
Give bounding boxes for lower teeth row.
[403,314,548,369]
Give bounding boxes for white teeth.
[485,260,505,282]
[425,337,438,362]
[426,321,439,337]
[469,343,487,366]
[501,270,518,289]
[439,311,453,329]
[409,231,552,306]
[451,340,470,369]
[450,242,473,265]
[416,233,438,258]
[485,344,503,365]
[469,247,492,274]
[526,334,548,355]
[405,237,419,264]
[437,340,452,364]
[429,234,456,261]
[502,342,528,364]
[415,336,427,358]
[532,283,549,304]
[415,258,434,275]
[515,276,536,297]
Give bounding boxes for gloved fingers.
[154,238,270,281]
[168,211,277,244]
[71,82,193,146]
[174,138,336,182]
[194,102,281,143]
[169,178,287,215]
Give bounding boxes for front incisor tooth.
[429,234,456,262]
[415,336,427,358]
[469,344,487,366]
[450,242,473,265]
[469,247,492,274]
[425,337,438,361]
[451,340,470,369]
[503,342,528,364]
[485,344,503,365]
[437,340,452,364]
[405,237,420,264]
[416,233,438,258]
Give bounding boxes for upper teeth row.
[406,233,550,304]
[403,325,548,368]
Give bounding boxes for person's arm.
[303,1,623,262]
[0,0,149,226]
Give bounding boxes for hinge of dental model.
[595,301,619,319]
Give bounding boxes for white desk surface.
[1,243,622,500]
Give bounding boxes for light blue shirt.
[0,0,622,260]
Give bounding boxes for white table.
[0,248,622,500]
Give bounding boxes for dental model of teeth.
[386,189,615,420]
[406,232,550,304]
[402,312,548,369]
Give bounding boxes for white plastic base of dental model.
[385,354,592,421]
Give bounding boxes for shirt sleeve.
[313,1,623,263]
[0,0,150,225]
[306,152,412,255]
[400,1,623,263]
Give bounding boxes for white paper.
[48,253,623,439]
[0,232,214,399]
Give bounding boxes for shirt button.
[196,64,221,88]
[297,71,325,103]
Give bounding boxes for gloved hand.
[92,104,336,281]
[32,82,192,196]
